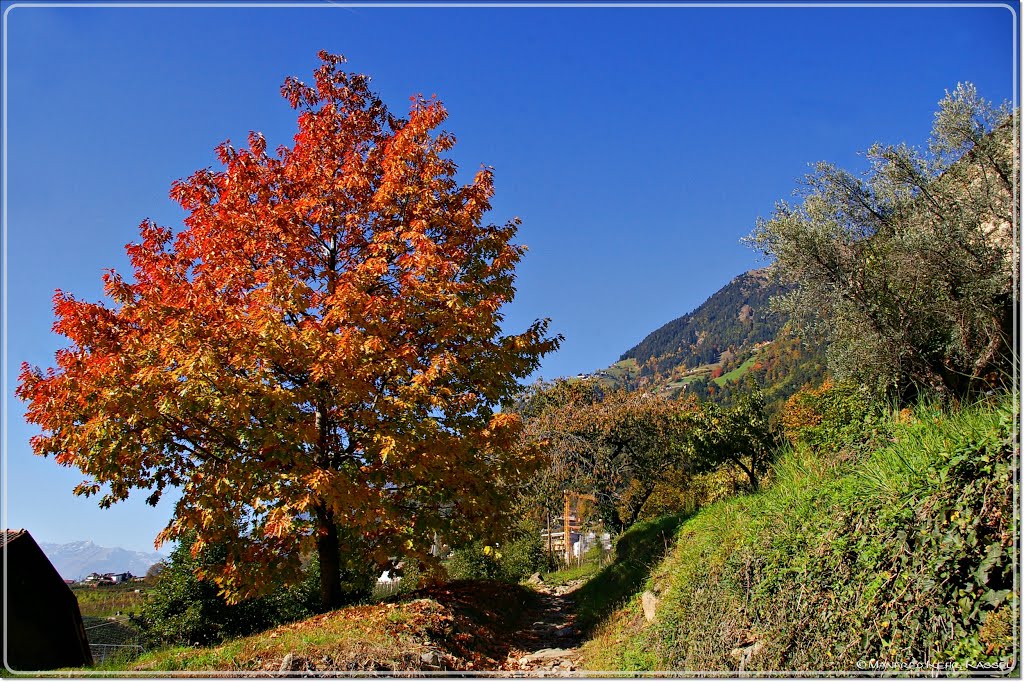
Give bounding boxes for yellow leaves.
[304,469,336,495]
[362,337,385,354]
[263,509,294,539]
[489,411,522,431]
[377,435,397,462]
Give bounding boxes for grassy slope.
[713,353,759,386]
[599,358,641,389]
[117,581,538,673]
[573,514,688,635]
[582,396,1017,673]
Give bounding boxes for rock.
[420,650,440,667]
[555,626,575,638]
[520,648,573,664]
[527,572,543,584]
[729,641,764,671]
[641,590,658,622]
[279,652,296,671]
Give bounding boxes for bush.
[445,534,546,583]
[445,541,503,581]
[781,380,878,454]
[498,534,546,582]
[133,534,323,647]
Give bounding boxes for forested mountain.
[600,268,826,409]
[620,268,788,375]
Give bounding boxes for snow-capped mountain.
[37,540,167,581]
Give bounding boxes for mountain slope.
[598,267,825,407]
[38,540,167,580]
[620,268,788,375]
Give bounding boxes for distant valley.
[38,540,167,581]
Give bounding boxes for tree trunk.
[625,482,657,528]
[731,456,759,491]
[315,508,343,611]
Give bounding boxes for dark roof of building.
[1,528,27,548]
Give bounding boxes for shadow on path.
[502,579,586,675]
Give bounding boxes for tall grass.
[582,393,1017,673]
[572,513,689,634]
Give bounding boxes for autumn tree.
[747,84,1017,402]
[17,52,559,610]
[517,380,691,531]
[507,379,604,544]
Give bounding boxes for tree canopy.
[17,52,559,609]
[747,84,1017,402]
[516,380,691,530]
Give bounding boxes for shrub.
[498,534,546,582]
[445,534,546,583]
[445,541,503,581]
[781,380,877,453]
[133,534,330,647]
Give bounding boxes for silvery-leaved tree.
[747,83,1017,403]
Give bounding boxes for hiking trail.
[502,577,586,675]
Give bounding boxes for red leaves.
[17,51,560,604]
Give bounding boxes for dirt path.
[502,578,586,674]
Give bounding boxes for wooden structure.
[2,529,93,671]
[541,492,597,564]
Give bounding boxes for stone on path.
[519,648,574,665]
[729,641,763,671]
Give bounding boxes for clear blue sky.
[3,2,1017,553]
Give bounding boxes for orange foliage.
[17,53,559,605]
[781,380,832,445]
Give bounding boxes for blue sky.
[3,2,1017,553]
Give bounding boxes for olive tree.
[748,84,1017,402]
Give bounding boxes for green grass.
[582,394,1017,673]
[713,353,759,386]
[572,513,689,635]
[541,560,603,587]
[599,358,641,388]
